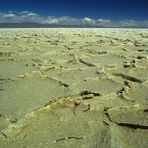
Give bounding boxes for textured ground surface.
[0,28,148,148]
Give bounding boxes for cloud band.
[0,11,147,27]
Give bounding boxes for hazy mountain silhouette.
[0,22,145,28]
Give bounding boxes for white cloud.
[96,19,112,27]
[81,17,96,26]
[3,13,16,18]
[47,16,81,25]
[116,20,148,27]
[119,20,138,27]
[47,17,59,24]
[0,11,46,23]
[27,12,38,16]
[0,11,148,27]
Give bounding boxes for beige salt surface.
[0,72,76,118]
[81,54,126,66]
[109,124,148,148]
[0,60,37,79]
[128,67,148,81]
[54,68,101,84]
[124,82,148,104]
[107,105,148,126]
[0,102,105,148]
[73,78,123,95]
[136,59,148,67]
[0,28,148,148]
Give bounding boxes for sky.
[0,0,148,27]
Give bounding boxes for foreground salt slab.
[0,28,148,148]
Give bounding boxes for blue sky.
[0,0,148,20]
[0,0,148,27]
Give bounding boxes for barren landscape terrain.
[0,28,148,147]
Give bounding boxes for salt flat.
[0,28,148,148]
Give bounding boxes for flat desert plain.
[0,28,148,148]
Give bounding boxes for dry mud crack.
[0,28,148,148]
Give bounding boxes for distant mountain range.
[0,22,146,28]
[0,22,96,28]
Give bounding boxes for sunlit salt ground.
[0,28,148,148]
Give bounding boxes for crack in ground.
[115,122,148,130]
[79,59,97,67]
[54,136,84,142]
[114,72,143,83]
[80,90,102,99]
[1,132,8,138]
[104,107,148,130]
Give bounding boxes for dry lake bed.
[0,28,148,148]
